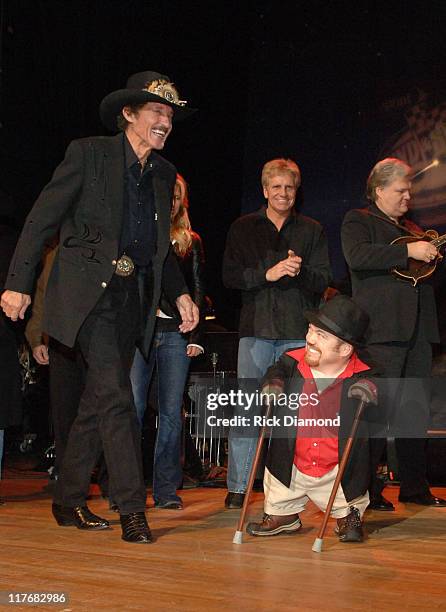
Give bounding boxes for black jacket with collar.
[157,232,206,347]
[5,134,187,356]
[223,207,331,339]
[263,352,380,502]
[341,203,439,344]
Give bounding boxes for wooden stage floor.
[1,475,445,612]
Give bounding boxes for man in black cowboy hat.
[1,70,198,543]
[247,296,377,543]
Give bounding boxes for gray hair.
[366,157,411,201]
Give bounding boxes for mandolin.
[391,230,446,286]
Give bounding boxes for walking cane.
[312,379,377,553]
[232,386,279,545]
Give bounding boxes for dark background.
[1,0,445,333]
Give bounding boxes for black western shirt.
[120,137,157,266]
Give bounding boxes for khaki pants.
[264,464,369,519]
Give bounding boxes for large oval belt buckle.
[115,254,135,277]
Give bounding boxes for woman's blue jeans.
[130,331,190,504]
[227,337,305,494]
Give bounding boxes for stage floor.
[1,474,445,612]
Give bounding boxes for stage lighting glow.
[411,159,440,179]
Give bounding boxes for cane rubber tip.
[233,530,243,545]
[312,538,323,553]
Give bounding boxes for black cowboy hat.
[99,70,197,132]
[304,295,369,347]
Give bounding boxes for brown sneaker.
[335,507,364,542]
[246,513,302,536]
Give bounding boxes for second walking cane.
[312,378,378,553]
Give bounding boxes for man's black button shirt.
[222,207,331,339]
[120,136,157,266]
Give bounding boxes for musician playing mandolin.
[341,157,446,510]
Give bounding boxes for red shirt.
[287,347,370,477]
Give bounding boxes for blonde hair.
[366,158,411,201]
[171,174,193,257]
[261,158,301,188]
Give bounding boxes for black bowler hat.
[99,70,197,132]
[304,295,369,346]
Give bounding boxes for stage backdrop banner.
[380,88,446,229]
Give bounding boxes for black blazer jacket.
[341,203,439,344]
[5,133,187,356]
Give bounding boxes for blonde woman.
[130,174,206,509]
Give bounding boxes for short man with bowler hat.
[247,296,377,543]
[1,70,198,543]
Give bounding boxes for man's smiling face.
[304,323,351,370]
[124,101,173,152]
[263,172,297,218]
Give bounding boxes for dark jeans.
[130,331,190,504]
[54,274,146,513]
[366,319,432,499]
